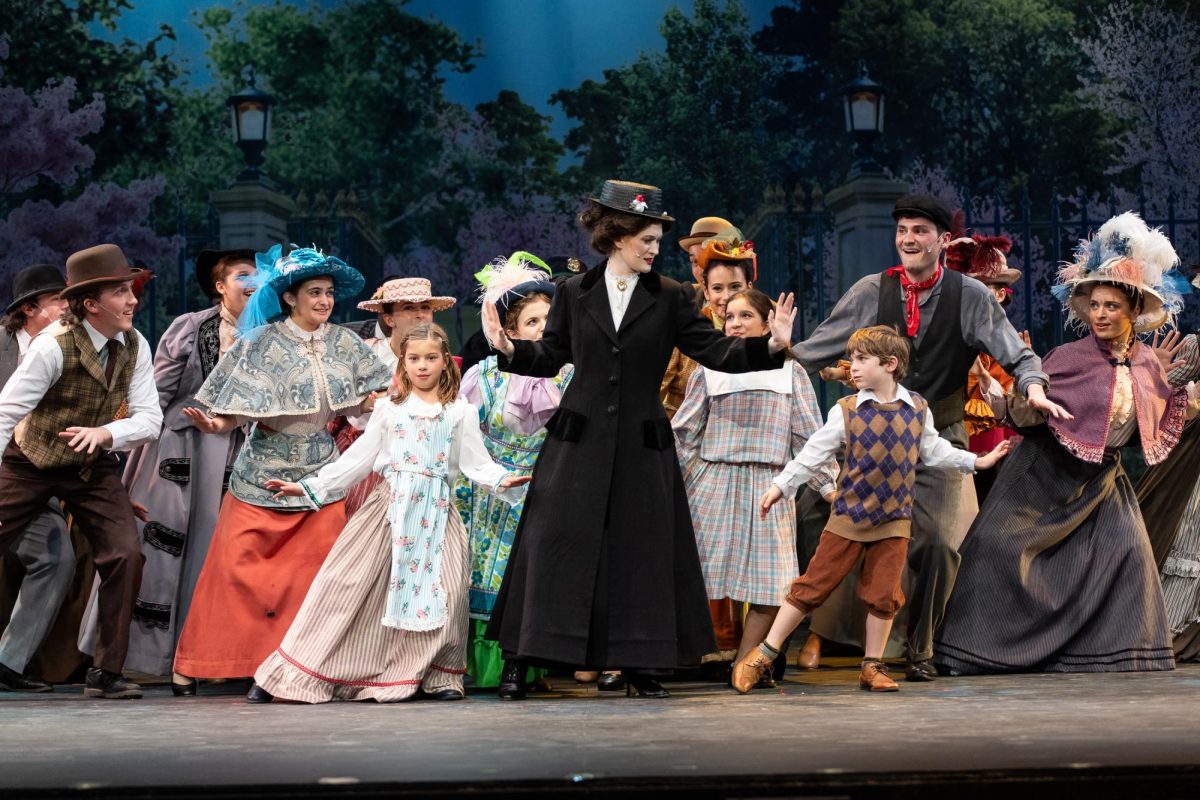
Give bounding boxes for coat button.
[607,405,617,414]
[611,346,620,355]
[609,375,617,384]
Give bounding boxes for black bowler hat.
[892,193,954,233]
[7,263,66,314]
[195,247,257,299]
[590,180,675,231]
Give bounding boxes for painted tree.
[0,37,180,309]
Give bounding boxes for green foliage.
[2,0,181,197]
[195,0,565,256]
[553,0,786,246]
[754,0,1122,200]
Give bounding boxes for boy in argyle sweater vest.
[733,325,1011,693]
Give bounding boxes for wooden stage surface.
[3,658,1199,798]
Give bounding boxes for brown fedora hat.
[60,244,144,298]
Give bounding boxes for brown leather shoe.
[731,649,774,694]
[859,661,899,692]
[796,632,821,670]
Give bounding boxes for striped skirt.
[935,428,1174,674]
[685,459,798,606]
[254,482,469,703]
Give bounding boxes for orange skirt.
[173,495,346,678]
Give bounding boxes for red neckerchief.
[886,264,942,337]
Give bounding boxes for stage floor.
[4,659,1200,798]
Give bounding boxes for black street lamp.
[228,67,274,182]
[842,62,885,177]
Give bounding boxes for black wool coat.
[487,264,785,669]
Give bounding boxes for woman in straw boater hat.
[78,248,259,692]
[936,212,1200,675]
[456,252,573,697]
[0,244,163,699]
[172,244,391,701]
[481,180,798,698]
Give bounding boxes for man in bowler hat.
[0,244,162,698]
[0,264,74,692]
[790,194,1065,681]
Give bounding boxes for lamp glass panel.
[238,101,267,141]
[849,93,877,131]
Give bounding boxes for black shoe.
[171,677,198,697]
[84,668,142,699]
[428,687,465,701]
[496,660,527,700]
[905,658,938,682]
[0,662,52,693]
[596,672,627,692]
[754,673,777,690]
[246,683,274,703]
[624,674,670,698]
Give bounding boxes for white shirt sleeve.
[301,400,389,506]
[0,333,64,460]
[773,405,846,498]
[105,331,164,451]
[455,400,525,506]
[919,408,978,472]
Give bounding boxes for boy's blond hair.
[847,325,910,381]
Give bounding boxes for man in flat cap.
[0,244,162,699]
[789,193,1064,682]
[0,264,73,693]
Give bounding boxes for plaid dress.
[673,361,833,606]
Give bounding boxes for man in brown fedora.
[0,243,162,698]
[0,264,74,693]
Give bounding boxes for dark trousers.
[0,444,141,673]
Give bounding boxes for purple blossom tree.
[0,39,180,306]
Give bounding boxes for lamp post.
[842,62,885,177]
[227,67,274,183]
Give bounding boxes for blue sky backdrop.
[95,0,779,140]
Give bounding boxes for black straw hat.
[7,264,66,314]
[590,180,675,230]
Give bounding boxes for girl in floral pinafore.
[254,323,527,703]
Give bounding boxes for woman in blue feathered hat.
[171,244,392,701]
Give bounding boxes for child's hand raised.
[265,479,305,499]
[759,485,784,519]
[499,475,532,489]
[974,439,1013,470]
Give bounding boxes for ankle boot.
[496,659,527,700]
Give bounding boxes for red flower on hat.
[629,194,648,213]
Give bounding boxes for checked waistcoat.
[825,393,927,542]
[16,322,136,477]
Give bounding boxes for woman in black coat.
[482,181,796,698]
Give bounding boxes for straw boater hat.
[678,216,735,252]
[6,264,66,314]
[357,277,456,313]
[590,180,675,231]
[946,234,1021,306]
[1052,212,1190,334]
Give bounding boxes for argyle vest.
[826,393,927,541]
[16,322,137,475]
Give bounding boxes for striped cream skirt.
[254,482,470,703]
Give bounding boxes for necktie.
[104,339,122,383]
[887,264,943,337]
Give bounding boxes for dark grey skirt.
[934,427,1174,674]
